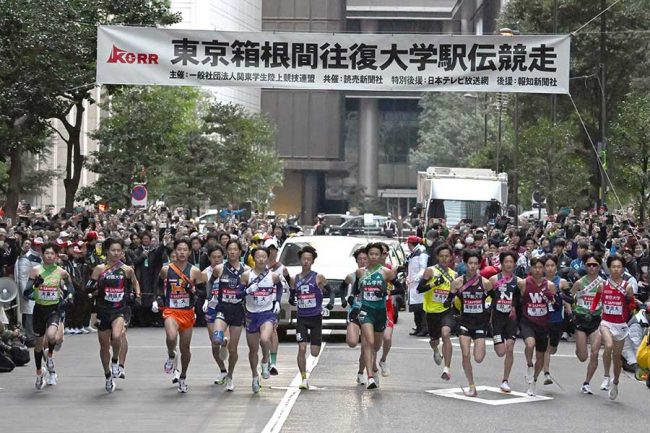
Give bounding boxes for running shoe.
[172,369,180,384]
[543,372,553,385]
[35,372,45,390]
[105,377,116,393]
[500,380,511,393]
[46,357,55,374]
[164,357,175,374]
[356,373,366,386]
[118,366,126,379]
[261,362,270,379]
[527,381,536,396]
[225,376,235,392]
[46,372,58,386]
[252,376,261,393]
[525,366,534,384]
[600,376,610,391]
[79,327,90,334]
[367,377,378,390]
[178,378,188,393]
[299,379,309,390]
[441,367,451,381]
[433,348,443,366]
[462,385,478,397]
[84,326,98,333]
[379,361,390,377]
[219,339,229,362]
[373,371,380,387]
[581,383,593,395]
[214,371,227,385]
[111,362,120,379]
[269,364,279,376]
[608,383,618,400]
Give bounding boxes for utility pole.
[551,0,558,127]
[599,0,608,208]
[514,93,519,227]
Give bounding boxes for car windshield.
[341,216,386,228]
[279,241,365,266]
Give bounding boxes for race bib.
[433,289,448,303]
[363,286,380,302]
[39,285,59,301]
[253,290,273,306]
[221,288,238,304]
[527,304,547,317]
[104,287,125,303]
[463,298,484,314]
[603,304,623,316]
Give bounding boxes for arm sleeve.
[274,279,283,302]
[416,278,430,294]
[325,283,335,305]
[23,278,35,300]
[590,291,602,312]
[235,282,247,300]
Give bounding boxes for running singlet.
[218,262,244,304]
[97,263,129,310]
[458,275,489,320]
[574,276,603,316]
[522,276,553,326]
[548,276,564,324]
[294,271,323,318]
[601,280,629,324]
[423,265,456,314]
[245,269,275,313]
[35,265,64,306]
[358,266,387,311]
[492,273,517,315]
[165,263,195,309]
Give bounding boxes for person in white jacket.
[14,238,42,343]
[406,236,428,336]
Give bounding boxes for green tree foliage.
[610,94,650,220]
[0,0,181,213]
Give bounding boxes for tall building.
[262,0,507,223]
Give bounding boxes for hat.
[252,233,264,242]
[189,232,200,239]
[263,239,278,250]
[59,230,70,238]
[407,235,420,244]
[73,246,82,254]
[0,228,6,236]
[33,237,44,246]
[85,230,98,241]
[56,239,69,249]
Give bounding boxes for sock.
[583,381,589,386]
[35,350,43,371]
[301,372,307,380]
[112,357,118,364]
[119,364,125,368]
[270,352,277,365]
[105,371,111,379]
[221,369,227,373]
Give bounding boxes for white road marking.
[426,385,553,405]
[261,343,326,433]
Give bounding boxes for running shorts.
[519,317,549,352]
[207,303,245,327]
[96,307,131,332]
[573,314,601,336]
[491,312,518,344]
[457,319,488,340]
[163,308,196,332]
[33,303,61,337]
[600,319,629,342]
[426,309,455,341]
[245,310,277,334]
[358,306,387,333]
[548,322,563,348]
[296,315,323,346]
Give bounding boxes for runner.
[542,254,571,386]
[344,247,367,385]
[153,239,205,393]
[448,249,493,396]
[378,242,396,378]
[23,243,74,389]
[266,239,290,376]
[590,255,635,400]
[571,252,604,394]
[206,240,248,392]
[517,256,557,396]
[289,245,328,390]
[488,251,520,393]
[201,244,229,385]
[353,242,396,389]
[418,244,457,381]
[87,238,141,393]
[237,246,283,393]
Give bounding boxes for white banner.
[97,25,570,94]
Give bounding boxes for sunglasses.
[586,263,599,268]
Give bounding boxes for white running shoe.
[118,366,126,379]
[261,362,270,379]
[178,378,188,393]
[70,328,81,335]
[252,376,261,393]
[433,348,443,366]
[367,377,378,390]
[600,377,610,391]
[441,367,451,381]
[269,364,279,376]
[608,383,618,400]
[105,377,116,393]
[79,327,90,334]
[47,372,58,386]
[543,372,553,385]
[225,376,235,392]
[111,362,120,379]
[164,357,175,374]
[172,369,180,384]
[299,379,309,390]
[84,326,98,333]
[374,372,381,387]
[214,371,227,385]
[219,340,229,362]
[46,357,55,374]
[35,372,45,390]
[379,361,390,377]
[356,373,366,385]
[525,366,534,384]
[527,381,536,396]
[500,380,511,393]
[581,383,593,395]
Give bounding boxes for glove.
[273,302,280,314]
[202,299,209,313]
[346,295,355,307]
[66,293,74,306]
[33,275,44,288]
[325,302,334,310]
[341,297,348,309]
[151,301,159,313]
[288,294,296,306]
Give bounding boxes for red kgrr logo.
[107,45,159,64]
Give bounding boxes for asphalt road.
[1,314,647,433]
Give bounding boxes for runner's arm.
[416,268,433,294]
[235,272,250,299]
[272,272,283,302]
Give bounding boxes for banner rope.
[570,0,626,36]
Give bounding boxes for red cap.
[407,236,421,244]
[85,231,98,241]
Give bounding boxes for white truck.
[417,167,508,227]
